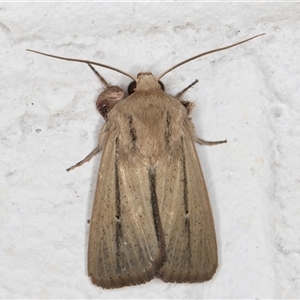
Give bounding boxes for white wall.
[1,2,299,298]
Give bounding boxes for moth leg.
[175,79,198,115]
[66,146,101,172]
[87,63,109,87]
[195,137,227,146]
[175,79,199,99]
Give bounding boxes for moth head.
[128,72,165,95]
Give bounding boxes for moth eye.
[158,81,165,91]
[128,81,136,95]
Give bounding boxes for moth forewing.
[88,127,166,289]
[157,122,217,282]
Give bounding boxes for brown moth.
[27,33,264,289]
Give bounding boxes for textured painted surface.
[0,2,299,298]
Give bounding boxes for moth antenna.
[26,49,136,81]
[157,33,265,80]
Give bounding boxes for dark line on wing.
[181,137,188,214]
[128,115,137,149]
[164,111,171,146]
[181,137,192,264]
[148,168,164,247]
[115,137,122,272]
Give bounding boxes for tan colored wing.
[88,131,165,289]
[157,123,218,283]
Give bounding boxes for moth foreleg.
[66,145,101,172]
[87,63,109,87]
[175,79,198,115]
[175,79,199,99]
[87,63,127,120]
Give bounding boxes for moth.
[27,33,264,289]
